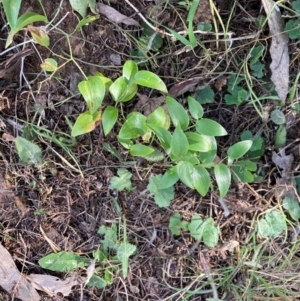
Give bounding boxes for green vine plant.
[59,59,258,204]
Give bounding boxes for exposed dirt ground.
[1,0,300,300]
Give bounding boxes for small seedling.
[169,213,219,248]
[15,136,43,165]
[147,173,175,207]
[39,221,136,288]
[284,0,300,39]
[249,45,265,78]
[258,210,286,238]
[110,168,135,192]
[224,74,248,106]
[282,197,300,221]
[271,109,287,148]
[2,0,48,48]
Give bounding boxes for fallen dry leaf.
[214,76,227,92]
[262,0,289,103]
[134,93,166,116]
[272,150,298,200]
[0,172,30,216]
[27,274,84,297]
[98,3,139,26]
[169,78,201,97]
[219,240,240,259]
[85,259,96,285]
[2,133,15,141]
[0,244,40,301]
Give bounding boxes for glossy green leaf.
[123,60,138,81]
[193,166,210,196]
[196,119,227,136]
[188,96,203,119]
[118,138,133,149]
[146,123,172,149]
[39,251,89,272]
[202,218,219,248]
[6,12,47,47]
[159,167,179,189]
[133,70,168,93]
[118,112,148,140]
[198,135,217,163]
[109,77,138,102]
[227,140,253,160]
[40,58,58,72]
[147,174,175,207]
[166,96,189,130]
[130,144,155,156]
[15,136,42,164]
[171,153,199,165]
[185,132,212,152]
[16,12,47,30]
[2,0,22,29]
[171,126,189,158]
[258,210,286,238]
[147,107,170,129]
[71,111,101,137]
[214,164,231,198]
[94,72,112,89]
[75,15,98,30]
[176,161,195,189]
[142,149,165,162]
[241,130,265,159]
[102,106,118,136]
[78,76,105,113]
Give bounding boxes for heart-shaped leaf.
[123,60,138,81]
[166,96,189,130]
[176,161,195,189]
[188,96,203,119]
[171,126,189,158]
[102,106,118,136]
[71,111,102,137]
[133,70,167,93]
[193,166,210,196]
[78,76,105,114]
